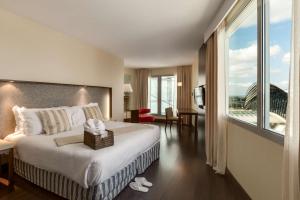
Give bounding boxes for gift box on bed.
[84,130,114,150]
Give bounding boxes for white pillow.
[65,106,86,128]
[82,103,107,120]
[12,106,25,132]
[21,109,44,135]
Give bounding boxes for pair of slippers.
[129,177,153,192]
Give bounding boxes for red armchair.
[130,108,155,123]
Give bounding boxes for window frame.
[148,76,159,115]
[225,0,285,145]
[148,74,176,116]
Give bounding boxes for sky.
[228,0,292,97]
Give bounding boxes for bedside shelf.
[0,140,14,191]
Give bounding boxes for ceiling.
[0,0,223,68]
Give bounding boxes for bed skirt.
[14,142,160,200]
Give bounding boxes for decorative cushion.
[21,109,44,135]
[82,104,104,120]
[139,108,151,114]
[39,109,71,135]
[12,106,25,132]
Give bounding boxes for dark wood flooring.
[0,117,250,200]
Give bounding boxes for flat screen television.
[194,85,205,109]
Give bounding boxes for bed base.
[14,142,160,200]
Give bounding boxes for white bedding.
[5,121,160,189]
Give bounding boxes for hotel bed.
[5,121,160,200]
[0,80,160,200]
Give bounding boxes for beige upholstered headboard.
[0,80,112,138]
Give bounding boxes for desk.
[178,108,199,135]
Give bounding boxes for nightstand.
[0,140,14,191]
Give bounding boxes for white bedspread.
[5,121,160,188]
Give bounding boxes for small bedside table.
[0,140,14,191]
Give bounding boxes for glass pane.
[149,77,158,114]
[265,0,292,134]
[161,76,176,115]
[227,0,258,125]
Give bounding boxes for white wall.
[204,0,237,42]
[0,8,124,120]
[227,122,283,200]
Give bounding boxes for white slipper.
[129,182,149,192]
[135,177,153,187]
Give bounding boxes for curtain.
[205,22,227,174]
[136,69,149,109]
[177,65,192,124]
[282,0,300,199]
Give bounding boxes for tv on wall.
[194,85,205,109]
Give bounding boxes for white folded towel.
[84,119,108,138]
[86,119,106,131]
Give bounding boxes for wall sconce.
[177,82,182,87]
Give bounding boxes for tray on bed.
[84,130,114,150]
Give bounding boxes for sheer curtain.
[205,21,227,174]
[177,65,192,123]
[282,0,300,199]
[136,69,149,108]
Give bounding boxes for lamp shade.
[177,82,182,87]
[124,83,133,93]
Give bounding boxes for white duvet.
[5,121,160,188]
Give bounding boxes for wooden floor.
[0,117,250,200]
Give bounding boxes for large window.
[226,0,292,137]
[148,75,177,115]
[227,0,258,125]
[149,77,158,114]
[264,0,292,134]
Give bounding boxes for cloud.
[282,52,290,64]
[270,0,292,24]
[229,44,281,78]
[270,45,281,56]
[228,43,284,95]
[277,80,289,91]
[229,44,256,65]
[270,68,281,74]
[228,82,253,96]
[238,0,292,29]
